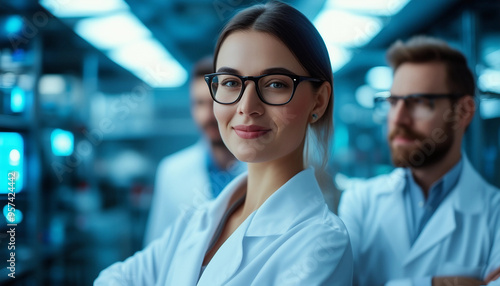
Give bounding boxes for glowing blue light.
[314,10,383,47]
[0,133,24,194]
[366,66,393,90]
[324,45,352,73]
[11,86,25,113]
[5,16,23,34]
[478,69,500,94]
[480,98,500,120]
[108,38,188,87]
[355,85,376,108]
[75,12,151,50]
[51,129,74,156]
[40,0,129,17]
[324,0,410,16]
[3,205,23,224]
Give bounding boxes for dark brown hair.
[387,36,475,96]
[192,55,214,79]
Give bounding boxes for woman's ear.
[310,81,332,123]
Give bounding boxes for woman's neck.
[239,145,305,218]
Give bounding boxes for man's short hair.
[386,36,475,97]
[191,55,214,79]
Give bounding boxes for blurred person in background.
[339,36,500,286]
[143,56,245,246]
[95,1,352,285]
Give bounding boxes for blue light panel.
[51,129,74,156]
[11,86,26,113]
[0,132,24,194]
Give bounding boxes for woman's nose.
[237,81,264,116]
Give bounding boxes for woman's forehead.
[215,30,307,75]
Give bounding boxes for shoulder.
[341,169,405,204]
[157,143,206,171]
[292,207,351,250]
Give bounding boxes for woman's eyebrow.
[216,67,240,74]
[216,67,298,75]
[261,67,296,75]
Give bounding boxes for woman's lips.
[233,125,271,139]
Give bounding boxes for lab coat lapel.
[171,172,248,286]
[403,156,482,265]
[404,191,456,265]
[380,170,411,263]
[198,212,252,286]
[199,168,321,285]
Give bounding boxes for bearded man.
[339,36,500,286]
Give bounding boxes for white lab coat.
[95,168,353,286]
[339,156,500,286]
[144,141,213,246]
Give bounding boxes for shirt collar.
[245,167,326,237]
[405,157,463,200]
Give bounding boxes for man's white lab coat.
[339,156,500,286]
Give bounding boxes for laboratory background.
[0,0,499,285]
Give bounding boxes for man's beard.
[389,122,454,169]
[203,122,225,147]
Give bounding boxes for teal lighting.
[0,132,24,194]
[3,205,23,224]
[11,86,26,113]
[5,16,23,34]
[51,129,74,156]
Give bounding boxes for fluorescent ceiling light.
[75,12,151,50]
[108,38,188,88]
[315,10,383,47]
[325,45,352,72]
[40,0,129,17]
[132,59,188,88]
[478,68,500,94]
[366,66,393,90]
[485,49,500,68]
[324,0,410,16]
[480,98,500,120]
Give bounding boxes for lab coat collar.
[404,153,484,265]
[245,167,326,237]
[379,168,412,262]
[453,154,484,214]
[199,167,325,285]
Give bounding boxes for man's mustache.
[389,126,426,142]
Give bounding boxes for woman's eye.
[221,79,240,88]
[267,81,287,89]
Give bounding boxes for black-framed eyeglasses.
[373,92,466,119]
[204,72,323,105]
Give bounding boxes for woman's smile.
[233,125,272,139]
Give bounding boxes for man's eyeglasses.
[373,92,466,119]
[204,73,323,105]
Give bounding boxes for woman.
[94,1,352,285]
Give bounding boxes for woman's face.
[214,30,318,163]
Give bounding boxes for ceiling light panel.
[40,0,129,18]
[315,10,383,47]
[324,0,410,16]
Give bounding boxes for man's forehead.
[391,62,449,94]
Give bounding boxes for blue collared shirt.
[206,151,246,198]
[403,159,463,286]
[404,158,463,246]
